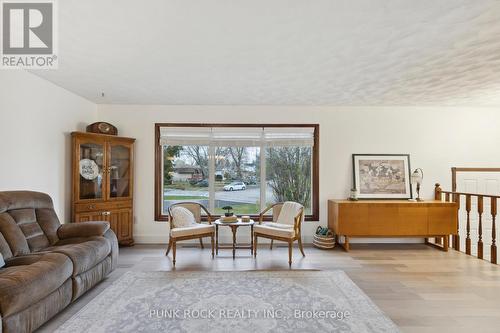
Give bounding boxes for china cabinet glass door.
[108,143,132,199]
[78,141,105,200]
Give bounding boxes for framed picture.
[352,154,412,199]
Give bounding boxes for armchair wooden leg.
[199,238,204,249]
[270,239,273,250]
[254,235,258,257]
[298,237,305,257]
[172,240,177,267]
[166,237,172,256]
[211,234,214,259]
[288,240,292,267]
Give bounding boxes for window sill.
[154,214,318,222]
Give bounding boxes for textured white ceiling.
[31,0,500,105]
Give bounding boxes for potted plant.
[222,206,233,217]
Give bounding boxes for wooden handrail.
[441,190,500,199]
[434,183,498,265]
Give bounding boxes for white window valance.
[159,126,315,147]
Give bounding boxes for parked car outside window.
[195,179,209,187]
[223,182,246,191]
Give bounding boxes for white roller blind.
[160,126,315,147]
[263,127,314,147]
[211,127,263,146]
[159,127,212,145]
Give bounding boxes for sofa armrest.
[103,228,119,271]
[57,222,110,239]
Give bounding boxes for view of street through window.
[163,145,312,216]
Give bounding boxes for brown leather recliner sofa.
[0,191,119,333]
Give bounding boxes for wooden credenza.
[71,132,135,246]
[328,200,458,251]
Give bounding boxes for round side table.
[214,219,254,259]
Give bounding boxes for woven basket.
[220,215,238,223]
[313,234,335,249]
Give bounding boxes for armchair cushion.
[276,201,303,226]
[254,224,295,238]
[0,253,4,268]
[57,222,110,240]
[170,224,214,238]
[171,207,197,228]
[263,222,294,230]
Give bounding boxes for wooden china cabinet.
[71,132,135,246]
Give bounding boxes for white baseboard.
[133,234,169,244]
[346,237,424,244]
[133,234,272,244]
[133,234,425,245]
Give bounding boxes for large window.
[155,124,319,221]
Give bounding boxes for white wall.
[97,105,500,244]
[0,71,97,222]
[2,72,498,245]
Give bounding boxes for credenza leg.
[340,236,350,252]
[443,235,449,252]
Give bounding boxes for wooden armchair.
[253,202,305,266]
[166,202,215,266]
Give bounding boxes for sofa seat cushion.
[254,224,295,238]
[73,256,113,300]
[0,253,72,317]
[45,237,111,276]
[170,224,215,238]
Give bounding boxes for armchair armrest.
[198,204,213,224]
[293,207,305,234]
[57,222,110,239]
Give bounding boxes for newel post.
[434,183,442,201]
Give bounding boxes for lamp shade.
[411,168,423,184]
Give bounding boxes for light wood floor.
[39,243,500,333]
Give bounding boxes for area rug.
[55,271,399,333]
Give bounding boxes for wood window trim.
[154,123,319,222]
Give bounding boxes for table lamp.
[410,168,424,201]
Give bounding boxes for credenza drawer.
[428,206,456,234]
[396,207,428,235]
